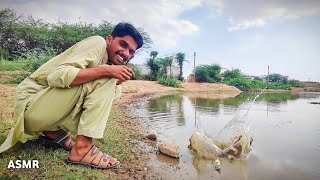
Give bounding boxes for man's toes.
[110,158,118,166]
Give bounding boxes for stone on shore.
[145,130,157,141]
[158,143,180,158]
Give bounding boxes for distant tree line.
[194,64,305,91]
[0,8,152,59]
[137,50,188,87]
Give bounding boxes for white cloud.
[1,0,319,48]
[0,0,200,48]
[206,0,320,31]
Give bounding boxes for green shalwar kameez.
[0,36,121,153]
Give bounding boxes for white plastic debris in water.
[189,130,252,160]
[189,130,224,159]
[214,159,221,170]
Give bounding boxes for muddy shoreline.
[113,80,242,179]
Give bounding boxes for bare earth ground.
[0,79,241,179]
[119,80,242,104]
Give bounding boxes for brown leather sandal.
[42,131,74,151]
[65,144,121,169]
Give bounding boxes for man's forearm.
[70,65,110,86]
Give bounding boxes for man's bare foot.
[43,129,73,149]
[68,135,119,167]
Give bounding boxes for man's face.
[106,35,138,65]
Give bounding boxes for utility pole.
[267,65,270,84]
[193,52,196,74]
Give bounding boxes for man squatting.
[0,22,143,169]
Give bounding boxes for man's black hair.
[111,22,144,49]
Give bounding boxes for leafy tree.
[0,9,152,59]
[253,76,263,81]
[150,51,158,60]
[158,56,174,77]
[266,73,288,84]
[146,51,161,80]
[288,79,305,87]
[195,64,222,83]
[167,55,174,78]
[175,52,187,81]
[222,68,242,80]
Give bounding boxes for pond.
[134,92,320,180]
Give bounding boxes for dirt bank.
[118,80,242,105]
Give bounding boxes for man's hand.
[71,65,134,86]
[116,80,124,85]
[102,65,135,83]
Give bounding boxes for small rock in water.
[158,143,180,158]
[145,130,157,140]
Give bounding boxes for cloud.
[206,0,320,31]
[0,0,200,48]
[1,0,319,48]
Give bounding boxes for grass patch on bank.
[158,77,181,87]
[0,49,55,84]
[4,72,31,84]
[0,88,139,179]
[0,60,27,71]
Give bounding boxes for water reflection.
[136,91,320,179]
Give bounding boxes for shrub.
[5,72,30,84]
[222,68,242,80]
[23,48,55,72]
[195,64,221,83]
[226,77,252,91]
[158,77,181,88]
[131,66,143,80]
[288,79,305,88]
[250,80,267,89]
[267,83,292,90]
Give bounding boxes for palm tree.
[175,52,187,81]
[150,51,158,61]
[167,54,174,78]
[146,51,160,80]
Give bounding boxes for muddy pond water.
[134,92,320,180]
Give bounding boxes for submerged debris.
[189,130,252,160]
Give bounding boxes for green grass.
[0,59,28,71]
[4,72,31,84]
[158,77,181,88]
[0,93,140,179]
[0,48,54,84]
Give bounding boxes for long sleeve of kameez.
[47,36,106,88]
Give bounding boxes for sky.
[1,0,320,82]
